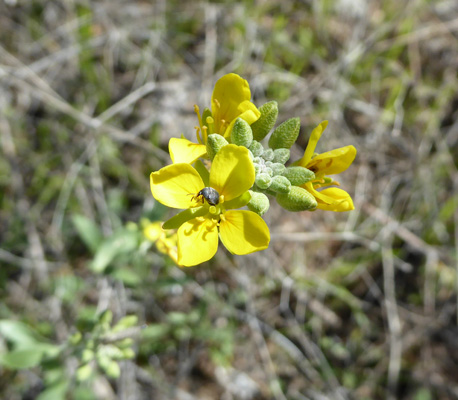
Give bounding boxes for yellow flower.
[169,73,260,164]
[143,221,178,264]
[150,145,270,266]
[294,121,356,212]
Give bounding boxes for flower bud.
[276,186,317,211]
[268,117,301,150]
[255,173,272,189]
[249,140,264,157]
[206,133,228,160]
[269,175,291,194]
[251,101,278,141]
[247,191,270,216]
[273,148,290,164]
[282,166,315,185]
[261,148,274,161]
[231,118,253,148]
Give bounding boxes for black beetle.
[191,187,220,206]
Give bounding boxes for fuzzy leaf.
[268,117,301,149]
[251,101,278,141]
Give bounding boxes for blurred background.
[0,0,457,399]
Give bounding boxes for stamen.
[194,126,203,144]
[206,116,214,136]
[201,126,208,144]
[220,119,227,136]
[194,104,203,129]
[321,177,339,187]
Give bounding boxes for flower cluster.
[150,73,356,266]
[142,220,178,264]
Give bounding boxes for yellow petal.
[157,234,179,264]
[212,74,260,135]
[162,207,208,229]
[209,145,255,201]
[169,137,207,164]
[222,103,261,139]
[219,210,270,255]
[294,121,328,167]
[143,222,164,242]
[304,183,354,212]
[316,188,354,211]
[151,163,203,209]
[307,145,356,175]
[167,247,179,265]
[177,217,219,266]
[238,101,261,125]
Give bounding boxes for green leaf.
[247,191,270,216]
[36,380,69,400]
[98,344,125,360]
[72,387,98,400]
[122,348,135,359]
[276,186,317,212]
[206,134,228,160]
[76,363,94,382]
[248,140,264,157]
[0,319,41,347]
[141,324,169,341]
[97,354,120,379]
[439,194,458,222]
[167,312,188,325]
[109,267,142,286]
[91,230,138,273]
[112,315,138,332]
[0,347,46,369]
[104,360,121,379]
[269,175,291,194]
[272,148,290,164]
[282,166,315,185]
[99,310,113,325]
[194,160,210,186]
[251,101,278,141]
[71,215,103,254]
[231,118,253,147]
[414,388,433,400]
[268,117,301,149]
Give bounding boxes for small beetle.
[191,187,220,206]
